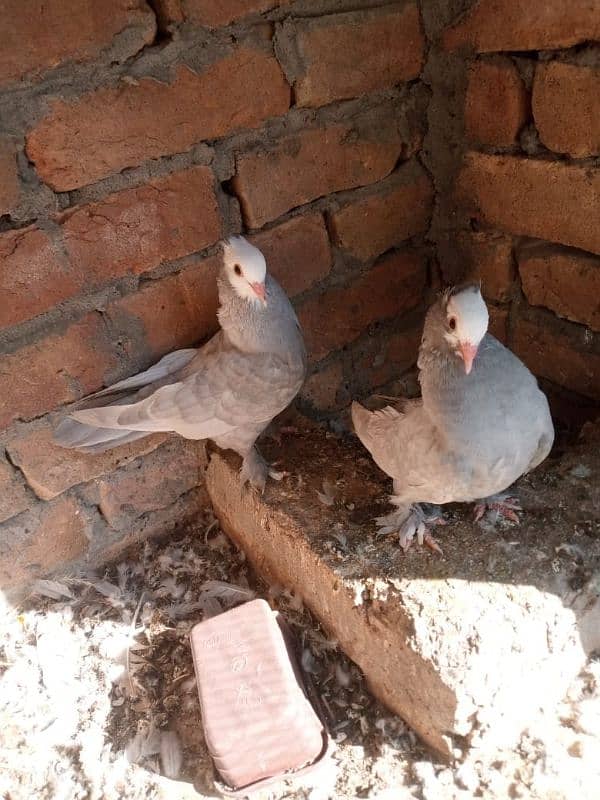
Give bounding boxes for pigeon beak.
[251,281,267,305]
[459,342,478,375]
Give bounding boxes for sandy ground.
[1,424,600,799]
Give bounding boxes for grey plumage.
[55,237,307,490]
[352,285,554,548]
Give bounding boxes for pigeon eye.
[448,317,457,331]
[234,264,242,276]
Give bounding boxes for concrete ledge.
[206,422,599,759]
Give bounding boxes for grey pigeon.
[54,237,307,491]
[352,284,554,551]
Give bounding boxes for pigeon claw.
[377,503,445,556]
[423,532,444,556]
[243,471,266,494]
[495,506,521,524]
[240,448,269,493]
[473,495,522,525]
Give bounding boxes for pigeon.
[352,284,554,551]
[54,236,307,491]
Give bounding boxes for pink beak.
[251,281,266,304]
[459,342,478,375]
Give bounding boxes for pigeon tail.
[351,401,372,444]
[54,417,150,454]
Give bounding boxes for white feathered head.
[442,283,489,374]
[222,236,267,305]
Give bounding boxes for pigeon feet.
[239,449,286,492]
[240,448,269,493]
[376,503,446,555]
[473,493,522,525]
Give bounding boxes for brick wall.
[431,0,600,424]
[0,0,598,590]
[0,0,431,589]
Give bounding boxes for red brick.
[0,226,70,329]
[106,255,221,360]
[26,48,290,190]
[0,137,20,214]
[518,244,600,333]
[330,164,433,261]
[292,5,424,108]
[300,361,344,411]
[355,325,421,389]
[1,169,220,331]
[298,250,426,362]
[0,496,89,589]
[0,1,154,86]
[97,487,207,565]
[0,314,117,430]
[98,439,201,529]
[183,0,288,26]
[488,305,509,343]
[443,0,600,52]
[249,213,332,296]
[456,152,600,256]
[60,167,221,284]
[6,425,168,501]
[513,317,600,399]
[533,62,600,158]
[458,231,515,302]
[465,58,528,147]
[0,458,31,524]
[233,122,402,228]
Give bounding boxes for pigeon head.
[222,236,268,306]
[442,284,489,374]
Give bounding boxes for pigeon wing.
[70,344,305,440]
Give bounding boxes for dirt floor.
[1,421,599,800]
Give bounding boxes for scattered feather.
[316,479,336,506]
[32,579,74,601]
[569,464,591,479]
[199,580,255,607]
[332,532,348,550]
[126,592,147,697]
[555,543,585,561]
[335,663,351,688]
[142,725,162,758]
[197,596,222,619]
[167,601,205,620]
[206,531,230,552]
[308,630,338,652]
[155,576,185,600]
[92,580,123,599]
[125,733,144,764]
[160,730,183,779]
[301,647,318,674]
[181,676,197,693]
[203,518,219,543]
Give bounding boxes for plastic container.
[190,598,331,796]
